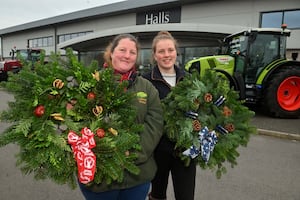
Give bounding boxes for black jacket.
[142,65,186,153]
[142,65,186,100]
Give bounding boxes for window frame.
[260,9,300,29]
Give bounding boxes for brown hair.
[103,33,140,67]
[151,31,178,64]
[152,31,178,54]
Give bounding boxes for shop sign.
[136,7,181,25]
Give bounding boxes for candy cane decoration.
[68,127,96,184]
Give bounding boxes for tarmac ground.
[0,89,299,200]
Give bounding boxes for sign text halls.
[136,7,181,25]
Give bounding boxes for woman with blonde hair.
[143,31,196,200]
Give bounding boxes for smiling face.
[153,39,177,74]
[111,38,138,73]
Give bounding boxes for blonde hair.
[151,31,178,64]
[152,31,178,53]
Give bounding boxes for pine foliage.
[0,48,143,188]
[162,69,256,178]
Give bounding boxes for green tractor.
[185,25,300,118]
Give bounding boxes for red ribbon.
[68,127,96,184]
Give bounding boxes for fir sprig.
[162,70,256,178]
[0,48,143,188]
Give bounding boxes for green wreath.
[0,48,143,188]
[162,70,256,178]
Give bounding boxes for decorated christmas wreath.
[162,70,256,178]
[0,48,143,188]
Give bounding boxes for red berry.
[34,105,45,117]
[96,128,105,138]
[87,92,96,100]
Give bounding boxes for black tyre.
[263,66,300,118]
[0,71,8,82]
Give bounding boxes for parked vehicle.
[185,25,300,118]
[0,48,42,81]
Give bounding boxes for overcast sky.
[0,0,126,30]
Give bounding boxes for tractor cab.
[16,49,42,63]
[185,25,300,118]
[223,27,290,84]
[0,48,44,81]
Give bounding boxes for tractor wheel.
[263,67,300,118]
[0,71,8,82]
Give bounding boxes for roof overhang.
[58,23,249,52]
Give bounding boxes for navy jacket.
[142,65,186,153]
[142,65,186,100]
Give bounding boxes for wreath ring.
[162,70,256,178]
[0,49,143,188]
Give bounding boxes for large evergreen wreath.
[0,48,143,188]
[162,70,256,178]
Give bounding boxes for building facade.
[0,0,299,70]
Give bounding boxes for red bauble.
[34,105,45,117]
[87,92,96,100]
[96,128,105,138]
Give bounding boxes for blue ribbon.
[183,126,218,163]
[214,96,226,107]
[216,124,229,135]
[185,111,198,120]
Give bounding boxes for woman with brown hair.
[79,33,164,200]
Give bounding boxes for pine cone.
[204,93,213,103]
[192,120,201,131]
[225,123,235,132]
[223,106,232,117]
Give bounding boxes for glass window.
[37,38,43,47]
[33,39,38,47]
[48,37,53,46]
[261,10,300,29]
[228,36,247,55]
[261,12,282,28]
[58,35,65,43]
[184,47,218,64]
[43,38,48,46]
[71,33,78,39]
[138,49,152,74]
[64,34,71,41]
[57,31,93,44]
[28,36,54,48]
[284,10,300,28]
